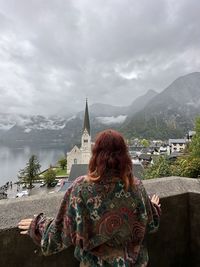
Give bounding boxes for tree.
[171,157,200,178]
[170,157,188,177]
[44,167,56,186]
[183,158,200,178]
[140,139,150,148]
[190,117,200,158]
[58,157,67,170]
[144,156,172,179]
[171,117,200,178]
[18,155,41,187]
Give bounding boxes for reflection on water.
[0,145,66,186]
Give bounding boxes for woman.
[18,129,161,267]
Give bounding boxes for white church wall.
[67,146,82,173]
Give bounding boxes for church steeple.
[83,98,90,135]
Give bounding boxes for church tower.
[81,99,91,163]
[67,99,92,174]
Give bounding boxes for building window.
[84,139,88,143]
[74,158,77,164]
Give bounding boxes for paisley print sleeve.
[41,187,75,256]
[28,176,87,256]
[147,200,161,233]
[138,181,161,233]
[28,185,74,255]
[28,213,53,246]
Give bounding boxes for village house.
[186,130,196,141]
[168,138,186,153]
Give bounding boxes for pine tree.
[18,155,41,188]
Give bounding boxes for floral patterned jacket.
[29,176,161,267]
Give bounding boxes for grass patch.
[39,167,67,177]
[55,168,67,176]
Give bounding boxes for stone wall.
[0,177,200,267]
[188,192,200,267]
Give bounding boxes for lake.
[0,145,67,186]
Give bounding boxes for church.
[67,100,92,173]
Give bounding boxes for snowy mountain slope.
[1,72,199,146]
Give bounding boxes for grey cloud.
[0,0,199,115]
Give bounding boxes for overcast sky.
[0,0,199,116]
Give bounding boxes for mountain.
[0,72,199,148]
[120,72,200,139]
[88,89,158,117]
[88,103,128,117]
[0,114,78,149]
[0,113,115,149]
[0,88,154,149]
[84,89,158,125]
[127,89,158,115]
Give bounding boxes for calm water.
[0,145,66,186]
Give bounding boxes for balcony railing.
[0,177,200,267]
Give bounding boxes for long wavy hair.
[88,129,135,190]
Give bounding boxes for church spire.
[83,98,90,135]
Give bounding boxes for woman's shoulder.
[133,176,143,187]
[69,175,87,191]
[73,175,86,185]
[63,176,86,199]
[131,177,146,194]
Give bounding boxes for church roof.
[133,163,144,179]
[59,164,88,191]
[83,99,90,135]
[68,164,88,181]
[67,163,144,182]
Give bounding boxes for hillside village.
[0,97,198,200]
[0,73,200,200]
[67,100,197,181]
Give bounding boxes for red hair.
[88,129,135,190]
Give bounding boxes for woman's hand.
[150,194,161,207]
[18,218,33,235]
